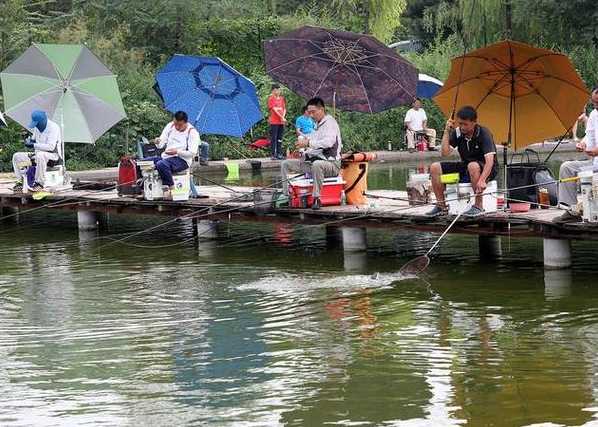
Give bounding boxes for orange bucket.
[340,152,377,205]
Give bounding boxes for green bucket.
[440,173,460,184]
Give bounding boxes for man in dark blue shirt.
[426,106,498,217]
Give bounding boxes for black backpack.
[507,148,558,207]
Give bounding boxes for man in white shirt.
[281,97,342,210]
[404,98,436,151]
[147,111,199,197]
[554,88,598,223]
[12,110,61,193]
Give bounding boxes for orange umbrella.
[433,40,589,151]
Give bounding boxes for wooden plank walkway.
[2,179,598,241]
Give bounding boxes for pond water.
[1,159,597,426]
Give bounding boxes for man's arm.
[441,119,455,157]
[404,110,412,131]
[308,121,337,149]
[155,124,170,148]
[585,112,598,156]
[475,153,495,192]
[474,128,497,192]
[32,126,59,152]
[176,129,199,162]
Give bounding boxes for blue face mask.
[36,117,47,133]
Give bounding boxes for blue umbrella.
[416,73,443,99]
[155,55,262,138]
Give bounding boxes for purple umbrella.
[264,26,418,113]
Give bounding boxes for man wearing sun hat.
[11,110,62,193]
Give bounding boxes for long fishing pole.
[95,172,305,250]
[218,174,582,251]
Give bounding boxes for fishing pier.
[0,178,594,270]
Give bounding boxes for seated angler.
[146,111,199,199]
[426,106,498,218]
[12,110,61,193]
[553,87,598,223]
[280,97,342,210]
[404,98,437,151]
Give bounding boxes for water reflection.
[0,168,598,425]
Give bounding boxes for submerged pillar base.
[479,235,502,259]
[341,227,367,252]
[543,238,572,269]
[196,220,219,240]
[77,210,98,231]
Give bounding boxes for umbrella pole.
[333,89,336,117]
[505,65,515,209]
[61,109,66,175]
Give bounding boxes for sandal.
[30,182,44,192]
[12,182,23,193]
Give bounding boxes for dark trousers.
[270,124,284,158]
[144,156,188,187]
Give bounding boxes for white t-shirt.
[157,122,200,166]
[404,108,427,131]
[586,109,598,167]
[31,119,61,155]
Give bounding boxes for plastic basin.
[510,202,531,213]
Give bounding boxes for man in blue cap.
[12,110,62,193]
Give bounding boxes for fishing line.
[95,173,305,251]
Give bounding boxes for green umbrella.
[0,43,126,145]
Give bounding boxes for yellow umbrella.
[434,40,589,151]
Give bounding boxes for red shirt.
[268,95,286,125]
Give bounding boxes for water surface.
[1,161,597,426]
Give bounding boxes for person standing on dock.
[147,111,199,199]
[426,106,497,218]
[280,97,342,210]
[553,88,598,224]
[11,110,61,193]
[404,98,436,152]
[268,84,287,160]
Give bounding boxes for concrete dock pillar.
[326,226,343,249]
[479,235,502,259]
[196,220,219,240]
[341,227,367,252]
[77,210,98,231]
[543,238,572,269]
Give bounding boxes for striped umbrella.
[1,43,126,144]
[0,110,6,128]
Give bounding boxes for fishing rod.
[0,177,141,225]
[95,173,306,250]
[218,175,583,251]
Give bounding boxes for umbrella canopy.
[264,26,418,113]
[155,55,262,138]
[433,40,589,150]
[417,73,443,99]
[1,43,126,144]
[0,110,6,128]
